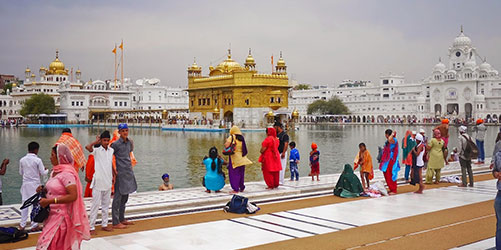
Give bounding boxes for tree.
[307,97,349,115]
[20,93,56,116]
[1,83,12,95]
[294,84,311,90]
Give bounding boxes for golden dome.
[267,110,275,117]
[75,69,81,74]
[187,58,202,72]
[210,49,245,76]
[12,83,17,88]
[214,107,219,113]
[25,67,31,73]
[245,48,255,64]
[47,50,68,76]
[31,73,35,78]
[292,109,299,117]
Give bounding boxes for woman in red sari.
[259,128,282,189]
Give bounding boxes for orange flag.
[119,41,123,50]
[112,46,117,54]
[271,55,274,65]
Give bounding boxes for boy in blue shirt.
[289,141,300,181]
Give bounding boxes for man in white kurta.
[19,142,48,230]
[86,131,114,234]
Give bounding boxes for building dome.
[25,67,31,73]
[277,56,286,67]
[453,31,472,47]
[433,60,446,72]
[479,61,492,72]
[292,109,299,117]
[210,49,245,76]
[245,54,255,64]
[47,50,68,75]
[464,60,476,70]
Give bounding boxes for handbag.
[223,195,248,214]
[20,191,50,223]
[222,136,236,155]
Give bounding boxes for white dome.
[433,61,446,72]
[464,60,476,70]
[147,78,160,85]
[479,61,492,72]
[453,32,472,47]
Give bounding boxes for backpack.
[462,135,478,160]
[223,195,260,214]
[222,136,236,156]
[0,227,28,243]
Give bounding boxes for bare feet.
[265,187,274,190]
[414,190,423,194]
[101,226,113,232]
[121,220,134,225]
[388,192,397,195]
[112,223,128,229]
[468,184,474,187]
[18,226,25,231]
[205,190,211,193]
[30,226,41,232]
[90,230,97,235]
[457,184,467,187]
[229,190,239,194]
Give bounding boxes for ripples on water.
[0,124,498,205]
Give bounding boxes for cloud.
[0,0,500,87]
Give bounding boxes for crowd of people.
[0,117,500,249]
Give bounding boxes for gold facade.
[187,49,290,120]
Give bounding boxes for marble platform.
[16,178,499,250]
[0,159,492,228]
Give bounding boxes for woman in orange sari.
[354,142,374,189]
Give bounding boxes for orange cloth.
[311,143,318,150]
[56,132,86,172]
[84,155,95,197]
[353,150,374,180]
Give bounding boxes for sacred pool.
[0,124,498,205]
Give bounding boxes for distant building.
[187,49,290,127]
[0,74,16,90]
[290,28,501,122]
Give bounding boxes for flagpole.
[114,43,117,90]
[120,39,124,87]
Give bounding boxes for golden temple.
[187,49,290,125]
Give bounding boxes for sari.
[259,128,282,188]
[353,149,374,180]
[379,139,400,193]
[37,144,90,250]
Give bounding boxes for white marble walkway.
[18,179,498,250]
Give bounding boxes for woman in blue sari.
[203,147,225,193]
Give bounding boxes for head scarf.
[442,119,449,124]
[419,128,425,134]
[100,130,111,139]
[311,143,318,150]
[162,173,170,180]
[267,127,277,137]
[52,144,91,243]
[230,126,248,156]
[118,123,128,130]
[476,119,483,125]
[402,130,417,159]
[459,126,467,133]
[333,164,363,198]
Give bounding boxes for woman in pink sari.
[37,144,90,250]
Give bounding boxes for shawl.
[56,132,86,171]
[259,128,282,172]
[353,149,374,180]
[379,139,400,181]
[53,144,91,243]
[402,130,417,160]
[333,164,364,198]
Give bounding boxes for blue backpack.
[0,227,28,243]
[224,195,248,214]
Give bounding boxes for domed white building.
[290,28,501,123]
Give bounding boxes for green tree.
[20,93,56,116]
[307,97,349,115]
[294,84,311,90]
[1,83,12,95]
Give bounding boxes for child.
[289,142,300,181]
[309,143,320,181]
[159,173,174,191]
[411,133,426,193]
[353,143,374,190]
[19,141,48,231]
[202,147,225,193]
[448,147,459,162]
[85,130,114,234]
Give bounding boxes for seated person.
[159,173,174,191]
[448,147,459,162]
[203,147,226,193]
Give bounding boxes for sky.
[1,0,500,87]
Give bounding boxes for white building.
[290,28,501,123]
[6,50,189,123]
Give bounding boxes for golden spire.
[227,48,232,59]
[460,25,463,33]
[56,49,59,59]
